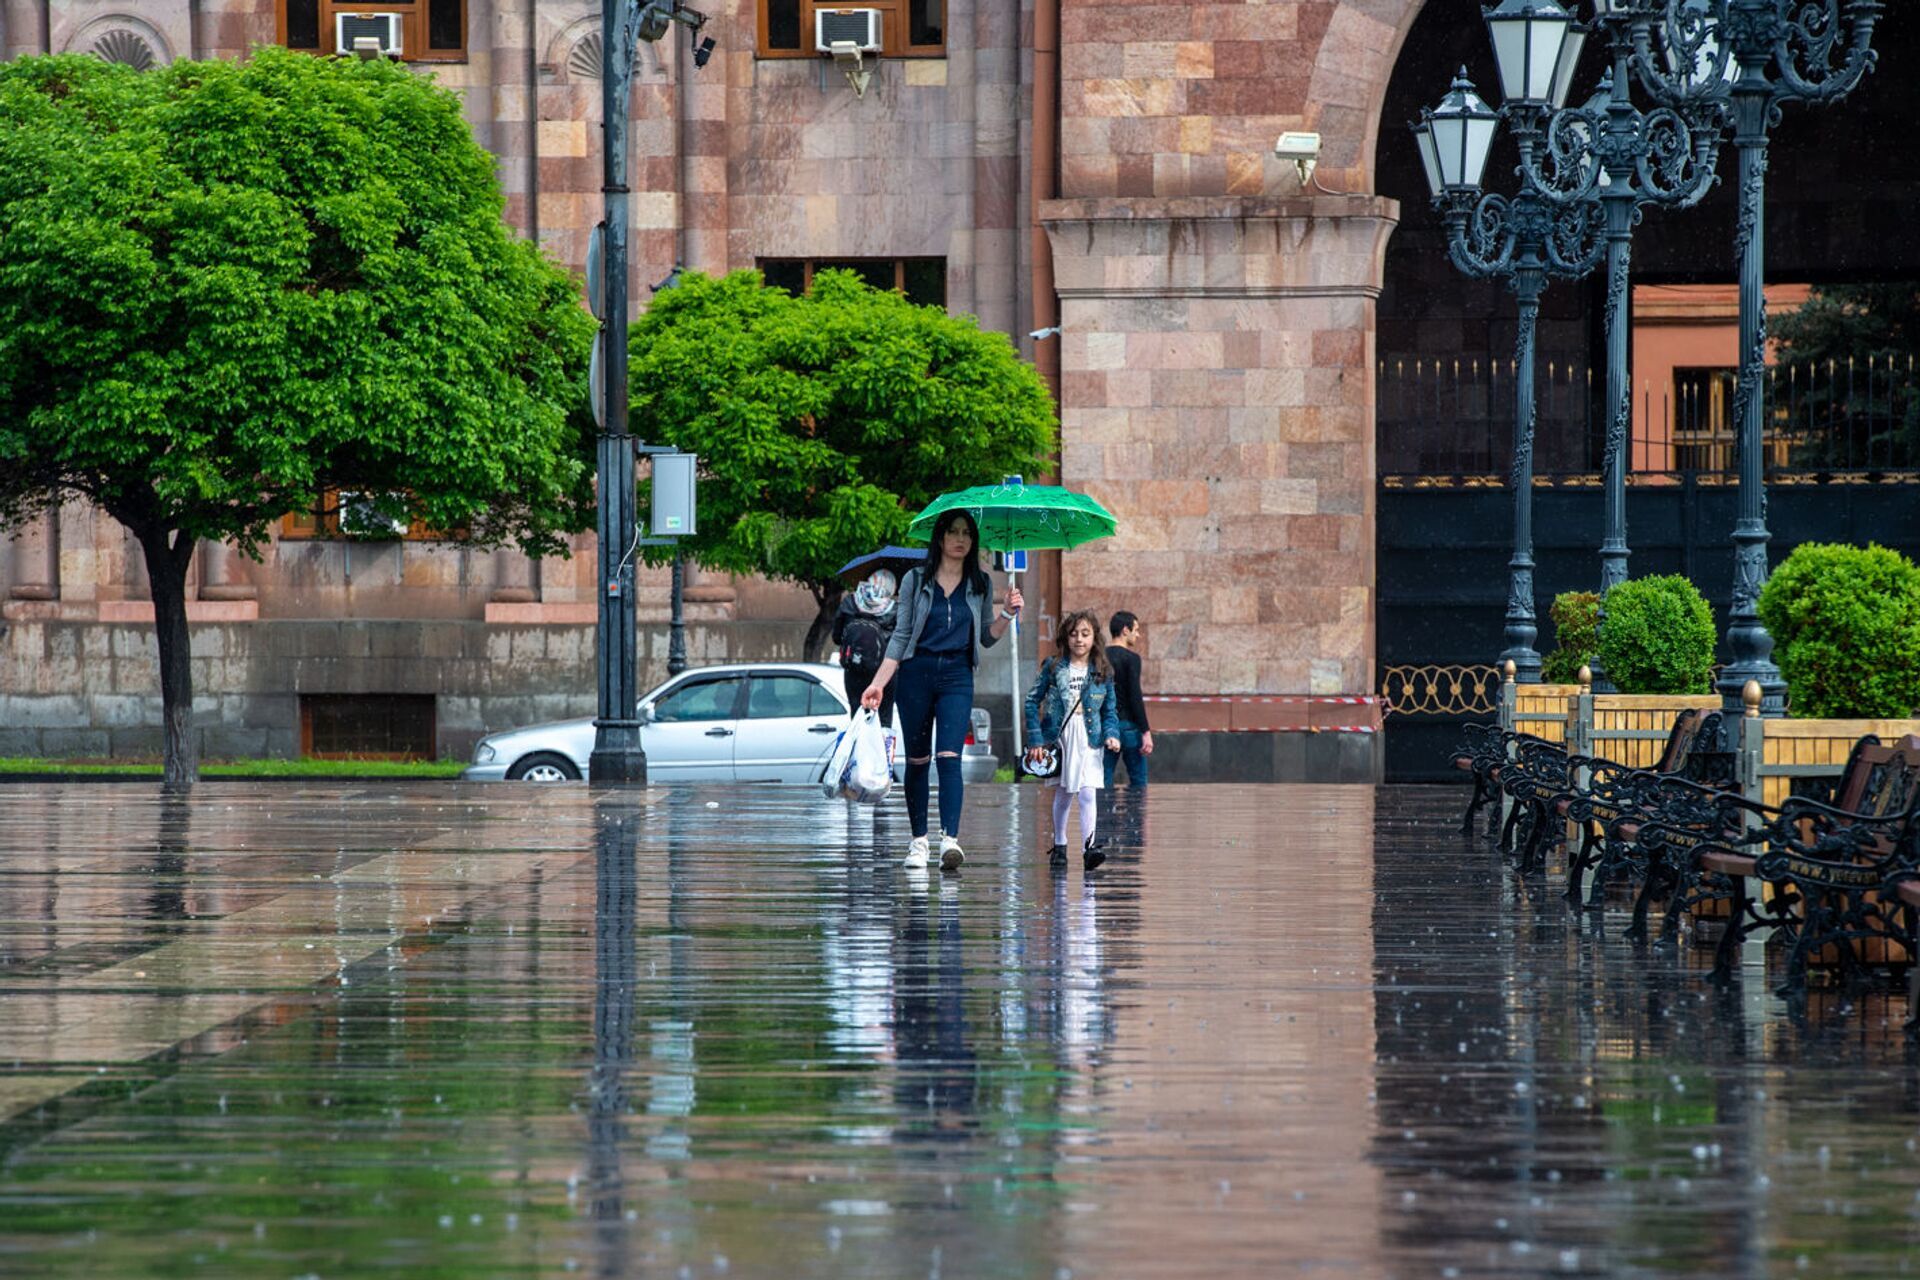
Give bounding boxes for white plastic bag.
[846,709,894,802]
[820,716,860,799]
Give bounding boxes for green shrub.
[1596,575,1717,694]
[1756,542,1920,718]
[1541,591,1602,685]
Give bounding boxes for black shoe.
[1048,843,1067,868]
[1082,837,1107,872]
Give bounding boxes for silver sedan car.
[460,662,997,785]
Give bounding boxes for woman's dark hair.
[1052,610,1112,681]
[923,509,989,592]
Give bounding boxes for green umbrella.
[905,481,1117,552]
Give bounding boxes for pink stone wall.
[1045,1,1418,696]
[1043,196,1394,695]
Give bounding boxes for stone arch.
[1304,0,1428,188]
[65,13,174,69]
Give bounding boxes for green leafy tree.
[1771,283,1920,470]
[0,51,594,790]
[1596,575,1718,695]
[629,269,1057,658]
[1757,542,1920,718]
[1541,591,1601,685]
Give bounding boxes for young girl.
[1023,611,1123,871]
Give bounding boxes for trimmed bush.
[1757,542,1920,718]
[1541,591,1602,685]
[1596,576,1717,694]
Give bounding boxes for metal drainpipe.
[1028,0,1061,635]
[527,0,540,244]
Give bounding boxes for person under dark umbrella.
[833,568,900,725]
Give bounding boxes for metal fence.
[1379,352,1920,482]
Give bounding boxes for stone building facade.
[0,0,1424,773]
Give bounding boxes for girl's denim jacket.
[1023,656,1121,747]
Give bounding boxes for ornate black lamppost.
[1413,0,1607,683]
[1620,0,1879,716]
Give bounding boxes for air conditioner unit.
[335,12,404,56]
[815,8,882,54]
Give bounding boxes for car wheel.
[507,752,581,783]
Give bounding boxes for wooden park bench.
[1642,732,1920,988]
[1493,705,1730,894]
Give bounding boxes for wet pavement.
[2,783,1919,1278]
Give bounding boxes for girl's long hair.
[1052,610,1112,681]
[922,509,989,593]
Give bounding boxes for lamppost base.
[1499,645,1543,686]
[1716,665,1786,720]
[590,720,648,784]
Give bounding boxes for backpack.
[839,615,889,670]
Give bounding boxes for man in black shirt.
[1104,611,1153,788]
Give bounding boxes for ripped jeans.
[892,650,973,838]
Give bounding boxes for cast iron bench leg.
[1709,875,1748,987]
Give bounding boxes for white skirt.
[1047,707,1104,793]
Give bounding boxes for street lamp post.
[1527,3,1726,687]
[1621,0,1880,717]
[1413,0,1606,683]
[591,0,712,781]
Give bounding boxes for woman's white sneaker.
[939,836,965,871]
[905,836,930,868]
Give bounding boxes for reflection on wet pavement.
[2,783,1918,1277]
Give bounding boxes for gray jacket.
[883,565,1003,667]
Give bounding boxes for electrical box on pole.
[651,453,698,537]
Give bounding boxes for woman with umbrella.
[862,481,1115,872]
[860,510,1021,871]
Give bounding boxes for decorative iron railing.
[1380,665,1503,718]
[1378,351,1920,482]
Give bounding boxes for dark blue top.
[915,577,973,654]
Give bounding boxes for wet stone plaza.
[3,783,1920,1278]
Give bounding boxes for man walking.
[1104,611,1153,789]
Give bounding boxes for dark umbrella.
[835,545,924,587]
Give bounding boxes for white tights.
[1050,785,1098,848]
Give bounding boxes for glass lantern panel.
[1550,26,1587,108]
[1413,124,1444,197]
[1464,116,1498,188]
[1488,18,1534,102]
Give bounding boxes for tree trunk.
[803,582,843,664]
[140,532,199,792]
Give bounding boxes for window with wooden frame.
[278,490,462,542]
[758,257,947,308]
[758,0,945,58]
[277,1,468,62]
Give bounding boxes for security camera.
[636,1,710,49]
[1273,130,1322,185]
[1029,326,1062,341]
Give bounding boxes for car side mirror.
[638,704,656,724]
